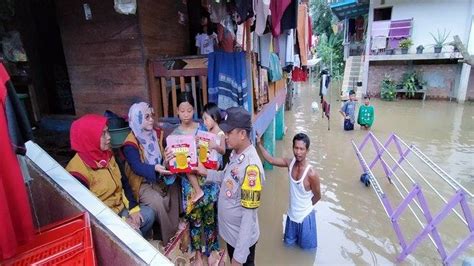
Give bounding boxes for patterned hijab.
[128,102,162,165]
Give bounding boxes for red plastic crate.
[3,212,96,266]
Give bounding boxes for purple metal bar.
[445,192,474,264]
[369,133,392,178]
[390,136,468,225]
[354,132,473,264]
[415,187,447,260]
[445,232,474,264]
[389,136,410,178]
[391,185,419,220]
[397,191,463,262]
[358,133,372,152]
[393,135,405,156]
[354,141,369,174]
[368,133,393,169]
[459,193,474,231]
[382,193,408,249]
[388,147,411,180]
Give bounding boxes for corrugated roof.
[329,0,369,20]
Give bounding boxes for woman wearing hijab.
[122,102,181,245]
[66,114,155,236]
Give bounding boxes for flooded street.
[256,81,474,265]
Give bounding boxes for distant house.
[330,0,474,102]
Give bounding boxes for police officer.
[193,107,264,266]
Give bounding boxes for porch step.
[341,55,364,99]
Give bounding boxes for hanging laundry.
[308,15,313,49]
[278,29,295,67]
[297,3,309,66]
[0,64,34,260]
[286,29,295,66]
[292,67,307,82]
[280,0,298,31]
[207,51,249,110]
[322,99,330,130]
[278,30,287,66]
[254,0,270,36]
[277,32,288,67]
[294,53,301,68]
[270,0,292,37]
[196,32,218,55]
[268,53,283,82]
[319,69,331,101]
[258,32,272,68]
[209,1,228,24]
[236,24,245,47]
[252,31,259,53]
[234,0,254,24]
[217,15,236,52]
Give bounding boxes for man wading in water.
[256,133,321,249]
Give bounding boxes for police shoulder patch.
[240,165,262,209]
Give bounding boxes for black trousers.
[226,243,257,266]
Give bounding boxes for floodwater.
[255,81,474,265]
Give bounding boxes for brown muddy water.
[255,81,474,265]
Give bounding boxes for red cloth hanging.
[291,67,307,82]
[270,0,292,37]
[0,64,34,260]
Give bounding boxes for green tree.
[309,0,344,80]
[309,0,336,38]
[317,32,344,79]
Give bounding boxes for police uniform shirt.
[206,144,264,264]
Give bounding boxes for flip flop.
[191,190,204,204]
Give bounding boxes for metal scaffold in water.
[352,132,473,265]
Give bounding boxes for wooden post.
[191,76,198,113]
[147,60,163,118]
[180,76,186,92]
[263,117,276,170]
[200,76,208,106]
[160,77,168,117]
[171,77,177,116]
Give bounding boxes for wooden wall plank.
[60,22,140,44]
[56,0,146,116]
[161,78,169,117]
[57,0,191,116]
[180,77,186,92]
[138,0,190,118]
[200,76,208,106]
[63,40,143,66]
[147,60,162,118]
[138,0,190,58]
[67,64,146,86]
[171,78,177,116]
[191,77,198,113]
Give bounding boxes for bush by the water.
[381,75,396,101]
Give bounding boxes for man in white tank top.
[257,133,321,249]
